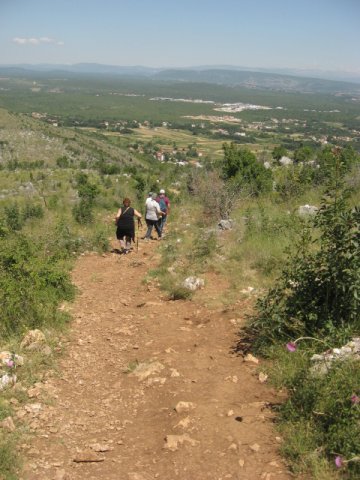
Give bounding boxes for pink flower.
[6,360,15,368]
[351,394,359,404]
[335,456,343,468]
[286,342,297,352]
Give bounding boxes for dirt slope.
[20,238,292,480]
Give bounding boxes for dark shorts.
[145,219,159,227]
[116,226,135,241]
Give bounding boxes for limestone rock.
[298,204,318,216]
[164,434,199,451]
[27,385,42,398]
[42,345,52,356]
[131,362,164,381]
[174,416,191,429]
[279,156,292,166]
[218,219,233,231]
[250,443,261,452]
[146,376,166,386]
[24,403,42,414]
[0,416,16,432]
[175,401,196,413]
[20,329,46,351]
[0,373,17,390]
[240,286,255,294]
[310,337,360,375]
[90,443,112,452]
[182,276,204,291]
[258,372,268,383]
[244,353,259,364]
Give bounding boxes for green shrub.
[0,434,18,480]
[222,143,273,195]
[243,157,360,478]
[56,155,70,168]
[0,219,9,238]
[167,283,193,301]
[72,199,94,224]
[0,399,13,422]
[97,161,121,175]
[133,173,147,201]
[272,354,360,478]
[275,164,310,199]
[247,166,360,351]
[72,174,100,224]
[48,194,59,210]
[22,203,44,221]
[89,226,111,253]
[252,253,281,277]
[189,230,217,264]
[0,234,74,339]
[4,203,22,231]
[51,220,85,258]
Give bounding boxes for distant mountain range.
[1,63,359,94]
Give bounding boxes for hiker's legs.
[144,219,154,239]
[161,215,167,233]
[119,236,126,250]
[125,236,132,251]
[154,220,162,238]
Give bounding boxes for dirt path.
[20,239,292,480]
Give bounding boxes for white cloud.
[12,37,64,46]
[39,37,54,43]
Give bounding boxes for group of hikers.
[114,189,170,254]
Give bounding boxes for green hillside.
[0,70,359,479]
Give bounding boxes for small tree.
[272,145,288,161]
[56,156,70,168]
[222,143,272,195]
[294,145,314,163]
[72,174,99,224]
[4,203,22,231]
[133,174,147,201]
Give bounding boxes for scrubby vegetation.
[151,144,359,479]
[249,157,359,352]
[240,154,359,477]
[0,71,359,478]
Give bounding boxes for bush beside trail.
[244,158,360,478]
[0,234,75,340]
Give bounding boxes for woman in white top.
[144,193,163,240]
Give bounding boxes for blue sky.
[0,0,359,73]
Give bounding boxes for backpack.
[158,197,167,213]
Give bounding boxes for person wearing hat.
[143,192,163,240]
[156,189,170,234]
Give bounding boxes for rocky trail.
[20,237,292,480]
